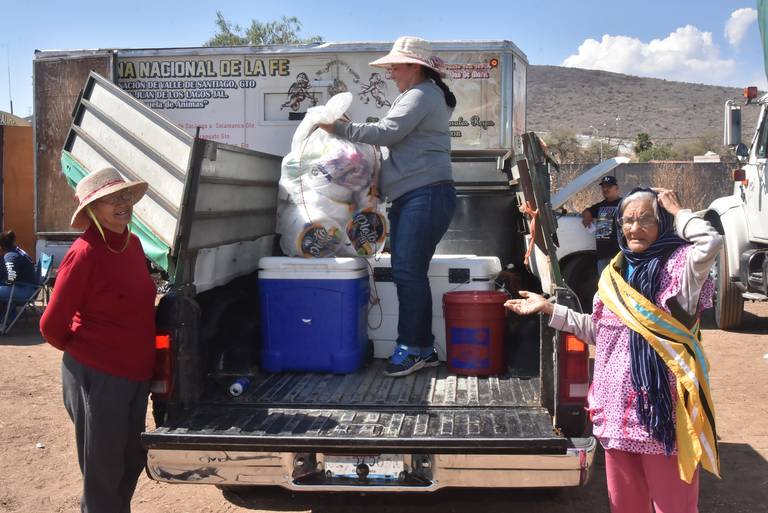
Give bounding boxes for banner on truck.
[116,51,507,156]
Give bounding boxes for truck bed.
[214,360,541,408]
[144,362,565,453]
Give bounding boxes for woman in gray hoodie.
[322,36,456,377]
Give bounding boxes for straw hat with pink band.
[369,36,446,76]
[71,167,148,230]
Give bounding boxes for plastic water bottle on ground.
[229,377,251,397]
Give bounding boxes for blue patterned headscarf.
[617,188,687,454]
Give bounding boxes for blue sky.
[1,0,764,116]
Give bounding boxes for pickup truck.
[59,70,605,492]
[62,73,596,492]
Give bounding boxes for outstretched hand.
[504,290,554,316]
[652,188,683,217]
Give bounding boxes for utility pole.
[5,46,12,115]
[590,125,603,161]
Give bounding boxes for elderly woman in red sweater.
[40,167,156,513]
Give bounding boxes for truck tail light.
[744,86,758,100]
[732,168,746,182]
[559,333,589,402]
[151,332,173,399]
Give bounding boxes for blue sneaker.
[421,347,440,368]
[384,344,425,377]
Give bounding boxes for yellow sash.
[597,254,720,483]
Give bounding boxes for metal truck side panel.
[66,72,193,247]
[64,73,280,289]
[188,145,280,251]
[550,157,630,211]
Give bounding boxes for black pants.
[62,353,150,513]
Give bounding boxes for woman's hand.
[504,290,554,316]
[653,188,683,217]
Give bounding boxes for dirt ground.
[1,303,766,513]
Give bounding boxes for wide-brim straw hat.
[70,167,148,230]
[369,36,446,76]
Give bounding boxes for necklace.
[86,207,131,254]
[102,229,131,254]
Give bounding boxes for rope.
[365,256,384,330]
[521,201,539,266]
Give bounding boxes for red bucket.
[443,291,508,376]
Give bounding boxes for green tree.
[635,132,653,153]
[637,142,674,162]
[204,13,322,47]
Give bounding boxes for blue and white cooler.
[258,257,370,373]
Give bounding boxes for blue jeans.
[0,284,37,303]
[388,182,456,348]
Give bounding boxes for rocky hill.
[527,65,761,147]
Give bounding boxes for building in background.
[0,111,36,258]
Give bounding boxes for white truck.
[35,41,627,492]
[705,2,768,330]
[706,86,768,329]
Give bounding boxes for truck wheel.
[561,254,597,314]
[714,241,744,330]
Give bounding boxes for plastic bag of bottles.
[277,92,387,258]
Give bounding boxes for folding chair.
[0,253,55,335]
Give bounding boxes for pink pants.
[605,449,700,513]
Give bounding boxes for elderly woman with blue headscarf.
[506,187,722,513]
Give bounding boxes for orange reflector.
[155,334,171,350]
[744,86,758,99]
[564,334,587,353]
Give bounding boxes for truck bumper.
[146,437,596,491]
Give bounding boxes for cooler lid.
[259,256,368,273]
[368,254,502,278]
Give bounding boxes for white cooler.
[367,254,502,361]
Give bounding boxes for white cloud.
[725,7,758,46]
[562,25,737,85]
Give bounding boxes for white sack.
[277,92,386,257]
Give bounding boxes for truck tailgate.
[144,362,566,453]
[144,405,563,453]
